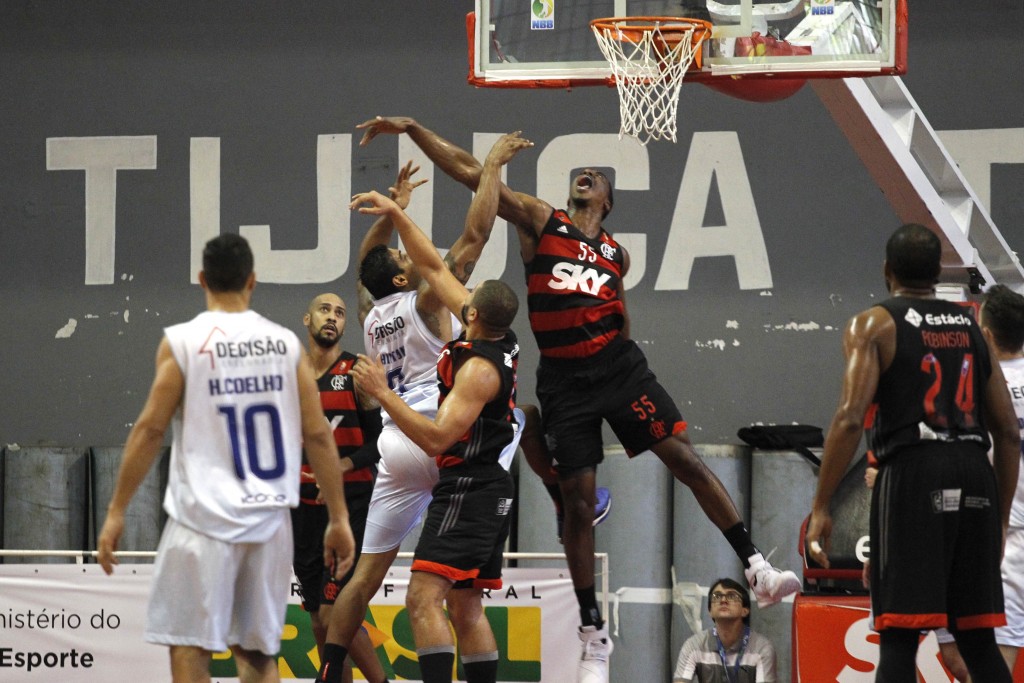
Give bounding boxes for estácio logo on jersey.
[241,493,288,505]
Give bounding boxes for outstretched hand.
[350,191,400,216]
[486,131,534,165]
[356,116,415,147]
[389,160,428,210]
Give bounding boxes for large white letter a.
[655,132,772,290]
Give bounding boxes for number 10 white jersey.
[163,309,303,543]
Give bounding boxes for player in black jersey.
[293,292,386,683]
[808,223,1020,682]
[355,116,801,683]
[349,132,527,683]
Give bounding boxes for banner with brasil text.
[0,563,579,682]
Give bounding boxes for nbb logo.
[810,0,835,14]
[210,604,542,680]
[530,0,554,29]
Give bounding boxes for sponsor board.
[793,595,964,682]
[0,564,578,682]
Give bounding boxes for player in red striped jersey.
[357,116,801,683]
[293,292,385,683]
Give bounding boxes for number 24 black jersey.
[867,297,992,463]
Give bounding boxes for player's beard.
[311,327,338,349]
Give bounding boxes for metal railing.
[0,550,610,615]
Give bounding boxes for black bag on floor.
[737,424,823,467]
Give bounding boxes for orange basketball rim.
[590,17,713,71]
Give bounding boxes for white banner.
[0,563,579,682]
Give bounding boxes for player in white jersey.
[316,149,529,683]
[981,284,1024,675]
[98,234,354,683]
[360,286,460,553]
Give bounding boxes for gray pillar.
[600,447,673,683]
[749,448,819,683]
[0,447,5,555]
[90,446,169,560]
[671,444,751,668]
[2,447,89,563]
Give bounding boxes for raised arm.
[445,131,535,285]
[355,160,427,324]
[350,190,469,323]
[356,116,552,257]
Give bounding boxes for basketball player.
[97,234,354,683]
[807,224,1020,681]
[316,137,531,683]
[980,284,1024,675]
[293,292,385,683]
[356,115,801,683]
[348,138,521,682]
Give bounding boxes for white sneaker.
[577,625,613,683]
[745,552,802,608]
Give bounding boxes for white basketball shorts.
[145,515,293,655]
[361,407,524,554]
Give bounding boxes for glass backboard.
[469,0,906,87]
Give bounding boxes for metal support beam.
[813,76,1023,293]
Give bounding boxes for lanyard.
[713,626,750,683]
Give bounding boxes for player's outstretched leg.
[651,432,801,607]
[558,467,614,683]
[744,551,803,608]
[519,403,612,542]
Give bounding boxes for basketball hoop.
[591,17,712,144]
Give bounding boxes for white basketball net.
[592,21,706,144]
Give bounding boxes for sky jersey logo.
[547,262,611,295]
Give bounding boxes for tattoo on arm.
[445,253,475,286]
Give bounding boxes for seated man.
[673,578,777,683]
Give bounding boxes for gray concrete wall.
[1,1,1020,449]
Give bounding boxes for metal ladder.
[813,76,1023,293]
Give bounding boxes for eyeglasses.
[710,591,744,604]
